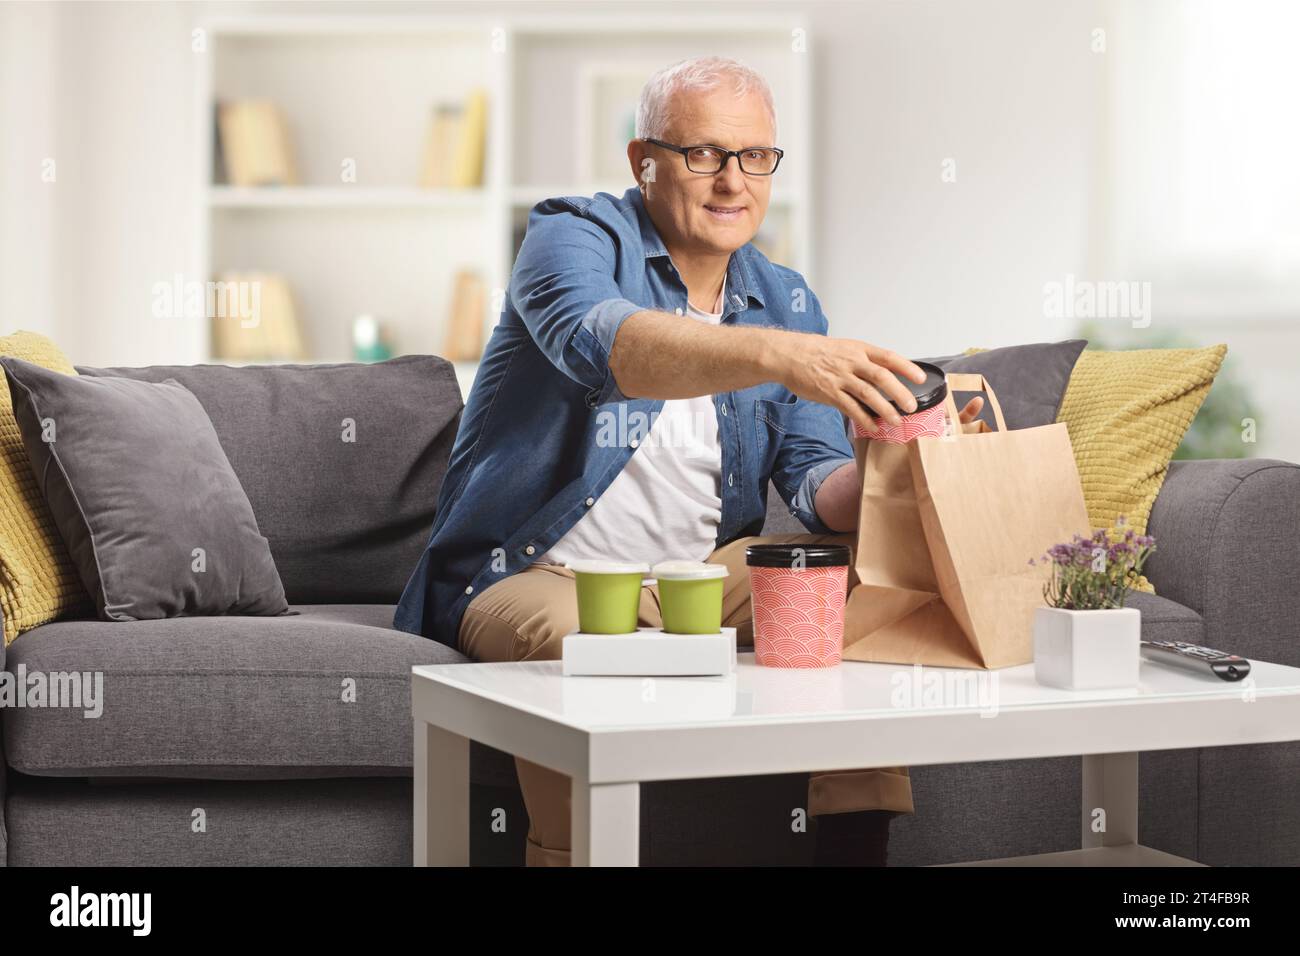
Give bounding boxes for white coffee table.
[412,653,1300,866]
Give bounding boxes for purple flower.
[1035,522,1157,610]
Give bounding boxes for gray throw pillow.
[1,357,288,622]
[921,339,1087,430]
[76,357,462,604]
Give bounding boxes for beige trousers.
[459,532,914,866]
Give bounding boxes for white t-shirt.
[538,279,726,568]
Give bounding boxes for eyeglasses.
[642,138,784,176]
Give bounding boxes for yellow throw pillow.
[1056,343,1228,540]
[0,330,92,643]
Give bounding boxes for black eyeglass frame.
[642,137,785,176]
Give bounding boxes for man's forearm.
[813,461,859,533]
[606,305,933,438]
[608,310,791,399]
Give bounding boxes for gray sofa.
[2,355,1297,866]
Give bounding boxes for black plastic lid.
[874,360,948,415]
[746,544,851,568]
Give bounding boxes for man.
[395,55,983,866]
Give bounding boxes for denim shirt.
[393,186,853,649]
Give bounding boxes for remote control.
[1140,640,1251,681]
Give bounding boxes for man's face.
[629,85,775,257]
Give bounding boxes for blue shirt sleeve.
[771,287,855,533]
[507,199,644,408]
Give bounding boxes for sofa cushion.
[76,357,462,604]
[1122,591,1203,644]
[761,480,805,535]
[3,358,288,622]
[1,605,467,779]
[923,339,1088,431]
[0,331,94,645]
[1055,344,1227,536]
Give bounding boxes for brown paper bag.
[843,373,1090,669]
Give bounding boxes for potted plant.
[1029,518,1156,690]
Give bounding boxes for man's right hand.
[778,335,928,436]
[608,311,928,433]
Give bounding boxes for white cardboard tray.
[561,627,737,677]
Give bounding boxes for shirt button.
[721,403,728,417]
[524,545,536,556]
[728,473,735,487]
[464,585,474,595]
[675,307,684,316]
[630,438,639,448]
[585,497,595,506]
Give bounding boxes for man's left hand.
[812,394,988,532]
[956,395,984,425]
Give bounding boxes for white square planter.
[1033,606,1141,690]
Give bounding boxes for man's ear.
[627,139,651,189]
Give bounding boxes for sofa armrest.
[1145,459,1300,665]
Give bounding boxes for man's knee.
[459,569,579,663]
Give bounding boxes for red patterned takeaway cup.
[851,360,950,444]
[745,544,851,668]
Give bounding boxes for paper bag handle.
[942,372,1009,434]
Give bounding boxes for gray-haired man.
[396,55,984,865]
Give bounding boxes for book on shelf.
[453,89,488,187]
[217,100,299,187]
[420,89,488,189]
[210,273,306,362]
[442,269,487,361]
[421,104,461,188]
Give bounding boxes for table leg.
[571,780,640,866]
[1081,752,1138,849]
[414,719,469,866]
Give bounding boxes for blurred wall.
[1,0,1292,458]
[1,0,200,365]
[0,1,60,341]
[0,0,1104,363]
[812,0,1106,356]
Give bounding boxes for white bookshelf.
[194,14,812,396]
[208,186,490,210]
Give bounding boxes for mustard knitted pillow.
[1056,344,1228,539]
[0,331,92,643]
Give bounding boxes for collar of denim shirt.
[625,186,767,314]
